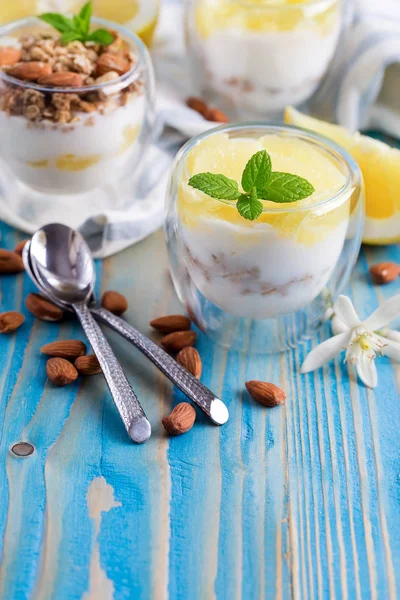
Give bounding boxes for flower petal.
[331,315,348,335]
[356,353,378,388]
[377,335,400,362]
[383,329,400,344]
[301,331,352,374]
[363,294,400,332]
[334,295,361,328]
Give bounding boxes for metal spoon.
[28,224,151,444]
[24,230,229,425]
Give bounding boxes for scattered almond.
[161,330,197,353]
[176,347,202,379]
[14,239,29,256]
[150,314,191,334]
[0,249,24,274]
[0,311,25,333]
[38,71,84,87]
[40,340,87,360]
[75,354,102,375]
[162,402,196,435]
[101,290,128,315]
[46,357,78,386]
[96,53,130,76]
[186,96,209,117]
[0,47,21,67]
[95,70,119,85]
[25,293,63,322]
[245,380,286,408]
[206,108,229,123]
[8,61,52,81]
[369,262,400,285]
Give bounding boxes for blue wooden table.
[0,139,400,600]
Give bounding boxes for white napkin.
[0,0,399,257]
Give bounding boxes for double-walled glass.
[165,123,364,353]
[185,0,342,119]
[0,16,155,221]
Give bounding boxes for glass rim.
[0,15,146,94]
[210,0,339,12]
[178,122,360,215]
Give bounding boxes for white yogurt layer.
[0,93,145,194]
[182,215,348,319]
[196,18,340,116]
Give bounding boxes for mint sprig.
[39,1,114,46]
[188,149,315,221]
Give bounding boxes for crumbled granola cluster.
[0,32,143,125]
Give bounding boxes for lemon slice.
[284,106,400,244]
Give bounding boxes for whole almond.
[8,61,52,81]
[0,311,24,333]
[206,108,229,123]
[38,71,84,87]
[0,249,24,273]
[0,47,21,67]
[186,96,209,117]
[25,293,63,322]
[161,330,197,353]
[96,53,130,76]
[370,262,400,285]
[162,402,196,435]
[14,239,29,256]
[40,340,87,360]
[75,354,102,375]
[150,315,191,334]
[101,290,128,315]
[46,357,78,386]
[245,380,286,408]
[176,347,202,379]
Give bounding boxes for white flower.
[301,294,400,388]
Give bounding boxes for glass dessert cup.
[0,16,155,225]
[185,0,342,120]
[165,123,364,353]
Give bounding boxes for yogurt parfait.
[166,124,364,352]
[0,10,154,200]
[185,0,342,119]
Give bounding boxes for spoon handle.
[91,307,229,425]
[73,302,151,443]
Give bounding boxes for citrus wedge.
[284,106,400,244]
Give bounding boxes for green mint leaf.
[259,172,315,203]
[79,1,93,34]
[236,189,263,221]
[241,149,272,193]
[60,31,83,44]
[188,173,241,201]
[38,13,75,33]
[87,29,115,45]
[73,14,84,33]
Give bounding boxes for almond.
[46,357,78,386]
[162,402,196,435]
[0,47,21,67]
[96,53,130,76]
[8,61,52,81]
[176,347,202,379]
[161,330,197,353]
[0,249,24,273]
[150,314,191,334]
[38,71,84,87]
[245,380,286,408]
[206,108,229,123]
[25,293,63,322]
[0,311,25,333]
[40,340,87,360]
[75,354,102,375]
[186,96,209,117]
[14,239,29,256]
[370,262,400,285]
[101,290,128,315]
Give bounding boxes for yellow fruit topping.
[56,153,100,171]
[28,159,49,168]
[194,0,340,39]
[284,105,400,243]
[179,131,352,245]
[119,124,140,154]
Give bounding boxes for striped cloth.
[1,0,399,257]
